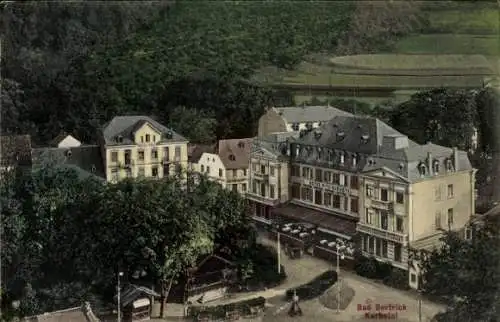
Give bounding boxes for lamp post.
[336,244,346,314]
[275,223,281,274]
[117,271,124,322]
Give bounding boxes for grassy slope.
[256,4,499,89]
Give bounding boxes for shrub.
[383,267,410,290]
[285,270,338,301]
[376,261,393,280]
[187,296,266,320]
[354,256,379,279]
[240,244,287,290]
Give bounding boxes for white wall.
[57,135,81,148]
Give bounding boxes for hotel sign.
[298,178,350,195]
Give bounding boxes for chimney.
[453,147,459,170]
[427,152,433,176]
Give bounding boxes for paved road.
[258,235,445,322]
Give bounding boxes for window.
[394,244,402,262]
[301,187,313,202]
[305,122,313,130]
[433,161,439,174]
[243,169,247,176]
[153,135,156,142]
[175,164,182,174]
[270,166,275,176]
[111,151,118,162]
[333,195,341,208]
[381,212,388,230]
[324,191,332,207]
[381,240,388,258]
[292,123,299,131]
[396,191,404,204]
[447,184,454,198]
[141,136,144,143]
[410,274,417,283]
[446,159,454,171]
[291,183,300,198]
[111,168,119,181]
[333,173,340,185]
[340,152,345,164]
[138,150,144,161]
[368,236,375,254]
[260,183,266,197]
[200,165,205,172]
[315,169,322,181]
[174,146,181,160]
[396,217,403,232]
[434,186,442,201]
[365,209,372,224]
[344,197,348,211]
[252,163,257,172]
[232,184,238,192]
[163,164,170,176]
[206,166,210,173]
[151,149,158,159]
[291,165,300,177]
[314,190,322,205]
[152,166,158,177]
[138,167,145,177]
[363,235,368,252]
[252,181,257,193]
[323,171,332,183]
[260,165,266,174]
[447,208,454,226]
[366,185,374,197]
[219,169,223,177]
[381,188,388,201]
[376,238,381,256]
[350,197,359,214]
[232,169,237,177]
[270,185,275,199]
[301,167,308,178]
[350,176,359,189]
[242,183,247,192]
[435,211,442,229]
[145,134,150,142]
[339,174,345,186]
[419,164,426,176]
[465,227,472,240]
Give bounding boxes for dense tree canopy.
[420,217,500,322]
[2,1,423,146]
[1,165,254,318]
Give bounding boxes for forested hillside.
[1,1,423,145]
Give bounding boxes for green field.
[255,3,499,98]
[394,34,499,56]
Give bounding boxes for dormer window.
[238,141,245,148]
[340,152,345,164]
[446,159,453,171]
[229,154,236,161]
[317,147,323,159]
[337,131,345,141]
[314,130,322,139]
[292,123,300,131]
[352,154,357,166]
[116,135,123,143]
[368,159,375,166]
[305,122,313,130]
[327,150,334,162]
[145,134,150,142]
[419,163,427,176]
[433,160,440,174]
[361,134,370,143]
[153,135,156,142]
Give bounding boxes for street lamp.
[117,271,124,322]
[274,223,281,274]
[336,244,346,314]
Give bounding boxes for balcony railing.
[356,222,408,245]
[253,173,269,181]
[368,199,393,211]
[245,192,279,206]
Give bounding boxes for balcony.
[226,176,246,183]
[356,222,408,245]
[253,173,269,182]
[245,192,280,206]
[119,160,134,168]
[162,157,170,164]
[367,198,393,211]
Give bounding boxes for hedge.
[187,296,266,320]
[354,254,410,290]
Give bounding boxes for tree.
[162,106,217,144]
[389,88,478,151]
[420,220,500,322]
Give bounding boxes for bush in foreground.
[285,270,338,301]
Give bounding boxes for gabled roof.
[218,138,253,169]
[0,135,32,166]
[114,284,160,308]
[101,116,187,145]
[32,145,105,180]
[188,143,217,164]
[22,302,99,322]
[274,105,352,124]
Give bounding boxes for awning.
[271,203,357,238]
